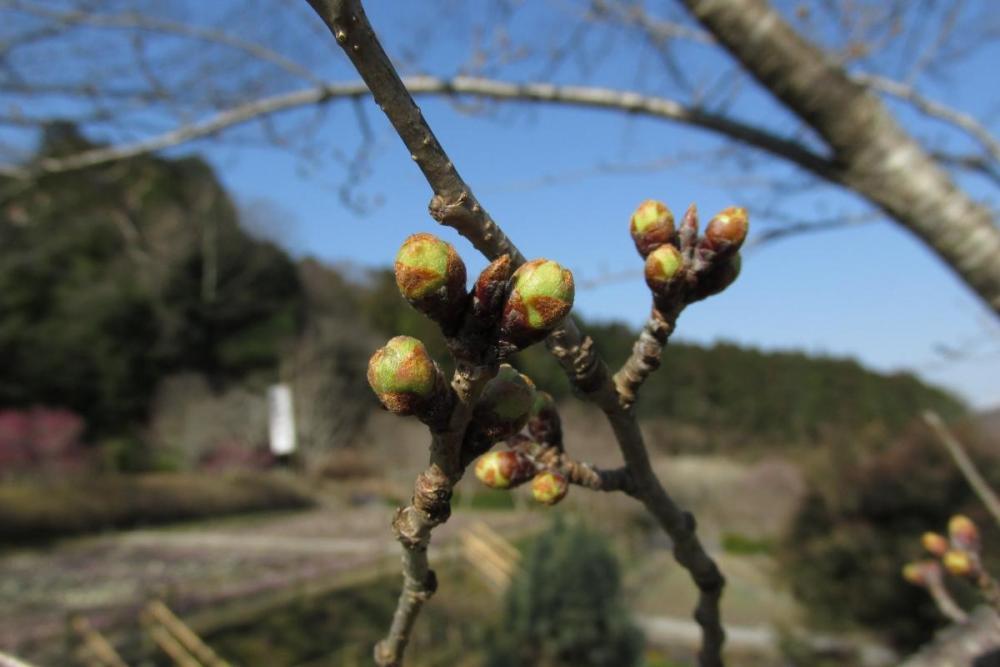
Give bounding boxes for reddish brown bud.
[948,515,980,551]
[474,450,535,489]
[395,233,467,332]
[471,364,536,442]
[472,254,514,326]
[528,391,562,448]
[531,470,569,506]
[703,207,748,256]
[630,200,675,258]
[921,532,949,558]
[500,259,575,350]
[644,245,684,296]
[678,203,699,253]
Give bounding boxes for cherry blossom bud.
[630,200,675,258]
[531,470,569,506]
[703,207,749,257]
[395,233,467,331]
[474,450,535,489]
[921,532,949,558]
[500,259,575,350]
[943,549,976,578]
[644,245,684,296]
[948,515,980,551]
[367,336,442,416]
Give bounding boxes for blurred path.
[0,503,537,664]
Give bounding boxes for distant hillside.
[1,127,965,459]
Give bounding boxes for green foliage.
[486,518,643,667]
[721,532,774,556]
[780,419,1000,649]
[0,126,304,439]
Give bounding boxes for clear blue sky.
[7,0,1000,408]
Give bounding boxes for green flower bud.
[471,364,536,442]
[644,244,684,295]
[531,470,569,506]
[500,259,574,350]
[472,254,514,326]
[474,450,535,490]
[394,233,467,332]
[630,200,675,258]
[367,336,442,416]
[703,207,748,256]
[528,391,562,448]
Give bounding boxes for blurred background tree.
[486,518,644,667]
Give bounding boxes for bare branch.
[925,568,969,624]
[680,0,1000,316]
[923,411,1000,529]
[303,1,727,665]
[0,75,836,186]
[856,73,1000,167]
[4,0,322,85]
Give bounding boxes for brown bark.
[680,0,1000,317]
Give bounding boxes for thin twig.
[925,570,968,624]
[855,73,1000,167]
[923,411,1000,528]
[303,1,727,665]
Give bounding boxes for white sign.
[268,384,296,456]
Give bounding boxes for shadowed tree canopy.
[0,124,305,435]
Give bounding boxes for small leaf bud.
[395,233,467,331]
[367,336,442,416]
[528,391,562,448]
[921,532,949,558]
[471,364,536,442]
[644,245,684,296]
[472,254,514,326]
[942,549,976,578]
[531,470,569,506]
[948,515,980,551]
[630,200,675,258]
[703,207,749,256]
[474,450,535,490]
[500,259,575,350]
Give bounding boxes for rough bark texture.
[680,0,1000,316]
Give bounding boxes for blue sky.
[5,0,999,408]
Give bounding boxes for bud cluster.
[627,200,748,307]
[903,514,997,612]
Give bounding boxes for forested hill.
[1,127,963,456]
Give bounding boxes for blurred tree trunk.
[681,0,1000,316]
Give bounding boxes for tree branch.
[303,1,727,665]
[679,0,1000,317]
[855,73,1000,167]
[923,411,1000,529]
[0,76,835,186]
